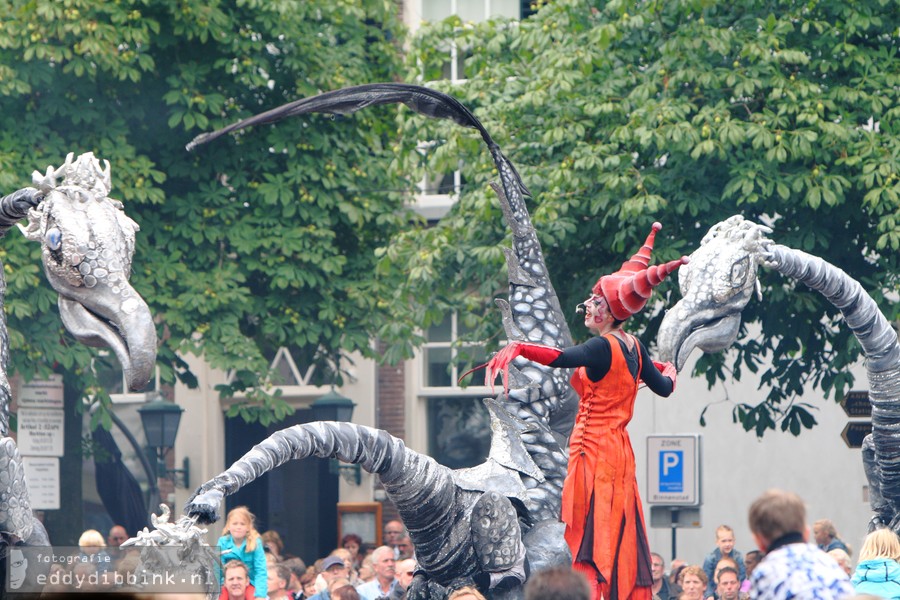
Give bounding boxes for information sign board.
[23,456,60,510]
[646,435,701,506]
[841,390,871,418]
[842,421,872,449]
[18,374,64,409]
[17,408,65,457]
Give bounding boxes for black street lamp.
[311,388,361,485]
[311,388,356,423]
[138,394,190,488]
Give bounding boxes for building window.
[427,395,490,468]
[419,0,521,22]
[416,140,463,195]
[520,0,537,18]
[412,139,469,221]
[422,313,486,389]
[418,315,493,469]
[409,0,522,220]
[421,167,460,196]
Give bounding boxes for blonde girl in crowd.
[218,505,268,598]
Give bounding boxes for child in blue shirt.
[218,506,267,598]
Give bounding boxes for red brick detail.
[376,344,406,440]
[375,341,406,525]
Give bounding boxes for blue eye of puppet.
[46,227,62,251]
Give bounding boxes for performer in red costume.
[483,222,686,600]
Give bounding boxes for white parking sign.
[647,435,701,506]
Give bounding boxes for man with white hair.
[356,546,397,600]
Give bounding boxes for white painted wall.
[336,351,379,503]
[173,352,228,520]
[631,352,870,567]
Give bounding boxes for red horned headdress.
[593,222,689,321]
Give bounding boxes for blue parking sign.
[659,450,683,493]
[647,435,700,506]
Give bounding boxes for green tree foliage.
[0,0,408,424]
[388,0,900,435]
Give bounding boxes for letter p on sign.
[659,450,683,493]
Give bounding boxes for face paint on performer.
[582,294,612,332]
[577,295,604,314]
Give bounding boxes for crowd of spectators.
[211,490,888,600]
[41,488,900,600]
[212,515,415,600]
[647,490,883,600]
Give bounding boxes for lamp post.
[311,388,361,485]
[137,394,190,488]
[90,404,160,523]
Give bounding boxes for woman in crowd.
[342,533,364,569]
[262,530,286,561]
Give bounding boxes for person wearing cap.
[481,222,686,600]
[307,555,352,600]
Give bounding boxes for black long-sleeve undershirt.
[549,335,674,396]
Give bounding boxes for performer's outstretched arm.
[639,343,676,395]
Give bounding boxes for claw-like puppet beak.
[58,290,156,391]
[657,216,768,371]
[658,304,743,371]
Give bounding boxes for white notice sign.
[646,434,701,506]
[18,374,64,408]
[23,456,60,510]
[18,408,65,457]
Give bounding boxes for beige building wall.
[171,348,380,539]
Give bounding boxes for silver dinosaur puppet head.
[657,215,772,371]
[20,152,157,391]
